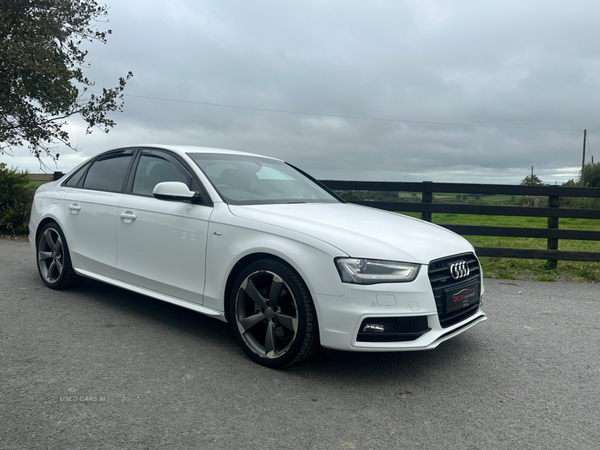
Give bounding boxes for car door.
[116,150,213,304]
[62,150,135,279]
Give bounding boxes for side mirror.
[153,181,195,201]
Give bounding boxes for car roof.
[133,145,281,161]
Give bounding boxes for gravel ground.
[1,239,599,449]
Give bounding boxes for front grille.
[357,316,430,342]
[428,253,481,328]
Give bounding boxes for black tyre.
[36,222,81,289]
[230,259,320,368]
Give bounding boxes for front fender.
[202,204,346,312]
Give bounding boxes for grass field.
[27,180,49,189]
[399,211,600,282]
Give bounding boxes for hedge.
[0,163,33,235]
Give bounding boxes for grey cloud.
[9,0,600,186]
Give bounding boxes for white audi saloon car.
[29,145,487,367]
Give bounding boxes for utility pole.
[580,129,587,187]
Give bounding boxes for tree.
[0,0,132,161]
[520,174,545,186]
[562,163,600,188]
[581,162,600,188]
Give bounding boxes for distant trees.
[561,163,600,209]
[520,174,545,186]
[338,191,402,202]
[339,191,366,201]
[581,162,600,188]
[562,162,600,188]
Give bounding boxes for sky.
[5,0,600,184]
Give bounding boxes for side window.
[132,154,189,196]
[82,154,133,192]
[63,162,91,187]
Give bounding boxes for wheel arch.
[223,252,296,323]
[34,217,82,289]
[34,216,78,272]
[35,217,62,248]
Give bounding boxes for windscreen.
[188,153,340,205]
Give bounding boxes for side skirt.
[75,269,227,322]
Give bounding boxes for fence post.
[547,195,560,269]
[421,181,433,222]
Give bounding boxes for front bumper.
[313,268,487,352]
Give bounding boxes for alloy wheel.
[234,270,299,359]
[38,228,64,283]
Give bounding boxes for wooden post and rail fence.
[320,180,600,267]
[30,173,600,266]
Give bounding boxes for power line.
[537,131,583,166]
[120,93,581,132]
[587,122,600,134]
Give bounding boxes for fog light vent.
[357,316,430,342]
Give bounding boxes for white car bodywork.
[30,145,486,366]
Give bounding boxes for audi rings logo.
[450,261,470,280]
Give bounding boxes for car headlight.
[335,258,420,284]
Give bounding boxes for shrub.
[560,196,600,209]
[518,196,548,207]
[0,163,33,235]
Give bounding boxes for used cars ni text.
[29,145,487,367]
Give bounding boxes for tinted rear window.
[82,154,133,192]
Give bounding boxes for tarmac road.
[1,239,599,449]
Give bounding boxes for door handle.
[68,203,81,212]
[120,211,137,222]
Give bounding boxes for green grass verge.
[27,181,50,189]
